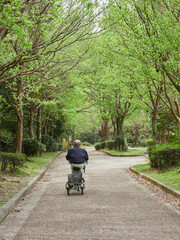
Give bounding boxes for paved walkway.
[0,148,179,240]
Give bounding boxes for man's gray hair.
[74,139,81,146]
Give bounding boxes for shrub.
[106,140,115,150]
[38,143,46,156]
[95,143,101,150]
[82,142,91,146]
[146,139,154,146]
[23,138,39,156]
[95,141,107,150]
[0,153,27,172]
[127,137,134,145]
[59,143,63,151]
[41,135,54,152]
[51,142,59,152]
[139,138,147,147]
[115,136,128,151]
[148,143,180,169]
[100,141,106,149]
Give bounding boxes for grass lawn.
[0,152,59,206]
[132,163,180,191]
[104,148,145,156]
[131,146,148,151]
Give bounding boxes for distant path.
[0,148,179,240]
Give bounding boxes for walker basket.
[68,173,82,183]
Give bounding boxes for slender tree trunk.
[14,79,23,153]
[28,103,34,139]
[15,108,23,153]
[178,119,180,144]
[37,107,42,142]
[134,125,139,147]
[111,117,116,138]
[43,119,49,135]
[152,111,158,144]
[52,125,54,137]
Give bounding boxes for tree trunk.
[15,108,23,153]
[28,103,34,139]
[134,125,139,147]
[116,116,128,151]
[14,79,23,153]
[152,111,158,144]
[100,118,109,140]
[43,119,49,135]
[37,107,42,142]
[116,117,124,136]
[178,119,180,144]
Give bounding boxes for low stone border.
[0,152,61,223]
[129,167,180,200]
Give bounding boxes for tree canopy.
[0,0,179,153]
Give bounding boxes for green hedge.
[148,143,180,169]
[42,135,54,152]
[106,140,115,149]
[95,140,115,150]
[0,153,27,172]
[39,143,47,156]
[23,138,40,156]
[95,142,102,150]
[82,142,91,146]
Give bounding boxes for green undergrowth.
[132,147,148,151]
[0,152,59,206]
[132,163,180,191]
[104,148,145,156]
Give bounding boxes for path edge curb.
[129,167,180,200]
[0,152,61,223]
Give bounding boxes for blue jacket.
[66,147,89,164]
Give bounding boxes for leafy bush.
[41,135,54,152]
[115,136,128,151]
[146,139,154,146]
[95,141,107,150]
[148,143,180,169]
[0,153,27,172]
[51,142,59,152]
[139,138,147,147]
[0,129,14,152]
[38,143,47,156]
[23,138,39,156]
[100,141,106,149]
[106,140,115,150]
[82,142,91,146]
[59,143,63,151]
[127,137,134,144]
[95,143,101,150]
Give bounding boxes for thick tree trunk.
[100,118,109,140]
[37,107,42,142]
[28,104,34,139]
[116,117,124,136]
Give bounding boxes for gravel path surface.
[0,147,179,240]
